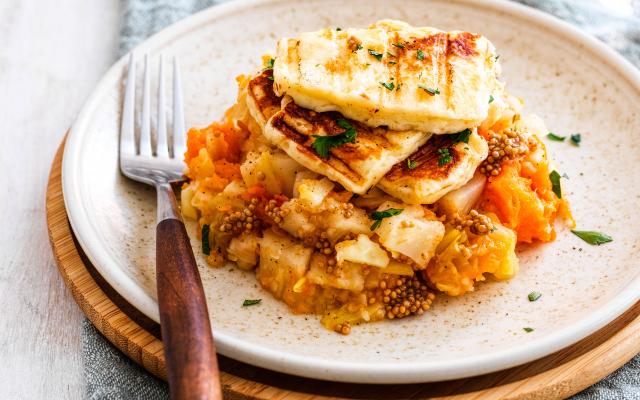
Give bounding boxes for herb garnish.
[242,299,262,307]
[392,42,405,49]
[570,133,581,146]
[549,170,562,199]
[263,58,275,70]
[311,118,357,159]
[201,224,211,255]
[416,49,425,61]
[336,27,342,31]
[267,76,274,81]
[528,291,542,302]
[407,159,417,169]
[523,327,534,333]
[494,55,500,61]
[571,230,613,245]
[547,132,566,142]
[489,94,494,103]
[388,61,397,65]
[418,84,439,95]
[437,148,452,166]
[370,208,404,231]
[368,49,383,61]
[450,128,472,144]
[380,81,395,91]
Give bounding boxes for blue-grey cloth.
[83,0,640,398]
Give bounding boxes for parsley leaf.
[267,76,274,81]
[547,132,566,142]
[392,42,405,49]
[523,327,534,333]
[201,224,211,255]
[370,208,404,231]
[528,291,542,302]
[263,58,275,70]
[489,94,494,103]
[571,230,613,245]
[418,84,439,95]
[407,159,417,169]
[549,170,562,199]
[336,27,342,31]
[417,49,425,60]
[437,148,452,166]
[570,133,581,146]
[242,299,262,307]
[368,49,383,60]
[311,118,357,159]
[380,81,395,90]
[450,128,472,144]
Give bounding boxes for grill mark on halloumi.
[264,98,430,194]
[247,69,281,126]
[378,130,488,204]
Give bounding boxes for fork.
[120,53,223,400]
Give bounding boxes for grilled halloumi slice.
[246,70,432,194]
[378,130,488,204]
[273,19,500,133]
[263,97,431,194]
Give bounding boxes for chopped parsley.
[352,43,363,53]
[380,81,395,91]
[547,132,566,142]
[388,61,397,65]
[418,84,439,95]
[311,118,357,159]
[523,327,534,333]
[336,27,342,31]
[528,291,542,302]
[437,148,452,166]
[571,230,613,245]
[549,170,562,199]
[450,128,472,144]
[242,299,262,307]
[263,58,275,70]
[407,159,417,169]
[495,55,500,61]
[370,208,404,231]
[570,133,581,146]
[201,224,211,255]
[368,49,383,61]
[489,94,494,103]
[416,49,425,61]
[392,42,405,49]
[267,76,274,81]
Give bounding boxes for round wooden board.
[46,139,640,400]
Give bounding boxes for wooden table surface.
[0,1,121,398]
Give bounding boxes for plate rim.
[62,0,640,383]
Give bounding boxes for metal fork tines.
[120,53,186,188]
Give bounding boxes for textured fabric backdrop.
[83,0,640,398]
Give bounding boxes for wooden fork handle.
[157,218,222,400]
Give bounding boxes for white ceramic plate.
[62,0,640,384]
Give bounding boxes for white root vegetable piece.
[306,253,366,292]
[240,151,282,194]
[375,202,445,268]
[293,170,319,198]
[279,200,317,239]
[335,234,389,268]
[323,200,372,243]
[437,173,486,218]
[180,182,198,220]
[257,229,313,298]
[297,178,334,210]
[269,151,306,197]
[227,232,260,270]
